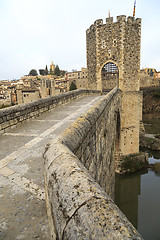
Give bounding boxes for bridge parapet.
[44,88,143,239]
[0,89,100,134]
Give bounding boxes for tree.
[60,70,66,76]
[54,65,60,76]
[29,69,38,76]
[39,69,46,75]
[69,81,77,91]
[45,65,48,75]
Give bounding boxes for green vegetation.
[153,90,160,99]
[29,69,38,76]
[69,81,77,91]
[54,65,60,76]
[155,134,160,139]
[0,103,11,109]
[39,69,47,75]
[45,65,48,75]
[60,70,66,76]
[120,152,147,174]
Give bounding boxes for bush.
[29,69,38,76]
[69,81,77,91]
[0,103,11,109]
[153,90,160,99]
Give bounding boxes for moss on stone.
[119,152,148,174]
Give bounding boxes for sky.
[0,0,159,80]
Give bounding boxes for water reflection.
[115,118,160,238]
[115,170,147,229]
[115,154,160,240]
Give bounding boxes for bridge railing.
[44,87,143,240]
[0,89,100,134]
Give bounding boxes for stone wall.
[44,87,143,239]
[86,16,141,92]
[0,89,100,134]
[86,16,142,157]
[62,88,120,198]
[140,76,160,88]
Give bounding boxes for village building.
[66,67,88,90]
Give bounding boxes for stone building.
[86,15,142,157]
[140,68,160,88]
[157,71,160,78]
[66,67,88,90]
[40,77,55,98]
[16,85,40,105]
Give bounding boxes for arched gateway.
[101,62,119,90]
[86,15,142,157]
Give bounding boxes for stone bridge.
[0,14,146,240]
[0,89,143,239]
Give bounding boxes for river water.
[115,119,160,240]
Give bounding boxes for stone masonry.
[86,15,142,156]
[44,88,143,239]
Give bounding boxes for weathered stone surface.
[61,88,121,196]
[86,16,141,92]
[44,141,143,240]
[86,15,142,158]
[63,198,142,240]
[44,88,143,239]
[0,89,101,133]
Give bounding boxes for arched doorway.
[101,62,119,91]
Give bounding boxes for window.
[102,41,105,48]
[113,40,117,46]
[102,62,118,73]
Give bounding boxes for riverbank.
[142,87,160,119]
[140,118,160,151]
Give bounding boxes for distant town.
[0,61,159,108]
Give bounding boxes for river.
[115,119,160,240]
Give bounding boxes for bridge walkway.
[0,94,104,240]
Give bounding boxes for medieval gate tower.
[86,15,142,157]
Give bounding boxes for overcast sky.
[0,0,159,80]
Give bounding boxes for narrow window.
[113,40,117,46]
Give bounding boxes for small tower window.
[102,41,105,48]
[113,40,117,47]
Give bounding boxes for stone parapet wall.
[44,87,143,239]
[0,89,100,134]
[61,88,120,197]
[140,76,160,88]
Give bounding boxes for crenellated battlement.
[86,15,141,34]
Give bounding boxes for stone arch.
[99,61,119,91]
